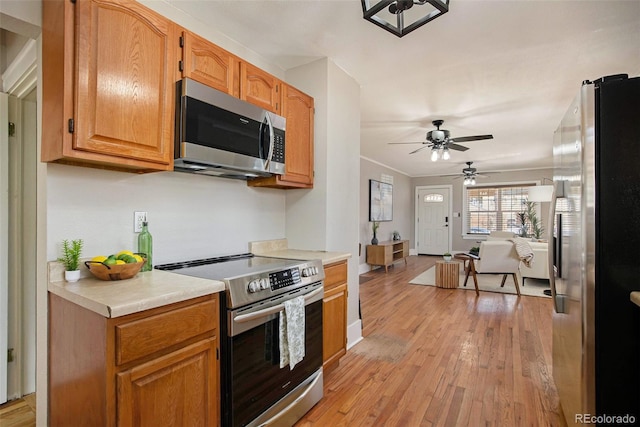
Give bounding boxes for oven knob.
[312,266,319,275]
[260,278,270,290]
[302,267,311,277]
[248,280,260,293]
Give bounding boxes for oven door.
[222,283,323,427]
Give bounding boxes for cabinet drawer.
[324,261,347,290]
[116,298,217,366]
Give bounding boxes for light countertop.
[257,249,351,265]
[48,262,224,318]
[249,239,351,265]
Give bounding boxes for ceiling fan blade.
[388,142,426,145]
[409,145,431,154]
[450,134,494,143]
[447,143,469,152]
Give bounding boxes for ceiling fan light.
[471,177,476,185]
[430,148,439,162]
[442,148,450,160]
[463,178,469,186]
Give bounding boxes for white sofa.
[519,241,550,285]
[480,233,550,285]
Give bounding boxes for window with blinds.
[464,183,535,235]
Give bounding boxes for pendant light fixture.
[361,0,450,38]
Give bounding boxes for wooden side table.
[435,261,459,289]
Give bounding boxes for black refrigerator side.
[594,75,640,419]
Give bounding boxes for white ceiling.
[168,0,640,178]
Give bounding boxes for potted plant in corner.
[58,238,83,282]
[443,252,452,262]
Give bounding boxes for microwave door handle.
[264,113,275,169]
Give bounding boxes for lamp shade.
[527,185,554,202]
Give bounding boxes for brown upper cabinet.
[240,62,281,114]
[180,30,240,98]
[42,0,176,172]
[42,0,314,186]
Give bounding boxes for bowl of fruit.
[85,251,147,281]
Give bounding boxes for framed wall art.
[369,179,393,221]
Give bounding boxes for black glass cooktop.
[155,253,305,281]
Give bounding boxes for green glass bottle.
[138,221,153,272]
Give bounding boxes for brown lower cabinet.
[322,260,348,373]
[49,293,220,426]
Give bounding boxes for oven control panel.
[269,268,301,290]
[242,260,325,300]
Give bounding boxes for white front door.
[416,187,451,255]
[0,92,9,404]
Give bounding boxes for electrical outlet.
[134,211,147,233]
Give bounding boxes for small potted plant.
[443,252,452,262]
[58,239,83,282]
[371,221,380,245]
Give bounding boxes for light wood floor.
[0,393,35,427]
[296,255,567,427]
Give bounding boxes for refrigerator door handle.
[549,181,565,313]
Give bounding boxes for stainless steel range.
[155,253,325,427]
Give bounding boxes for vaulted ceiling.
[167,0,639,178]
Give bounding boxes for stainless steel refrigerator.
[551,74,640,426]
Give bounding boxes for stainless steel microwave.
[174,78,285,180]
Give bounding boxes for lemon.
[115,260,126,265]
[132,254,144,263]
[91,255,107,263]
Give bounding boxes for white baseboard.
[347,319,363,349]
[358,262,371,275]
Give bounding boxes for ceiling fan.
[389,119,493,161]
[453,161,489,185]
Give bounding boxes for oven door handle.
[233,287,323,324]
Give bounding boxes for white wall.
[285,58,362,346]
[360,158,412,270]
[47,165,286,262]
[0,1,41,39]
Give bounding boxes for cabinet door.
[323,283,347,371]
[73,0,175,167]
[181,30,240,97]
[240,62,280,114]
[117,338,219,427]
[281,84,314,186]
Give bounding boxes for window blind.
[465,183,535,235]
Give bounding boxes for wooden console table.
[366,240,409,273]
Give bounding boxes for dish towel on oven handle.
[279,295,305,370]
